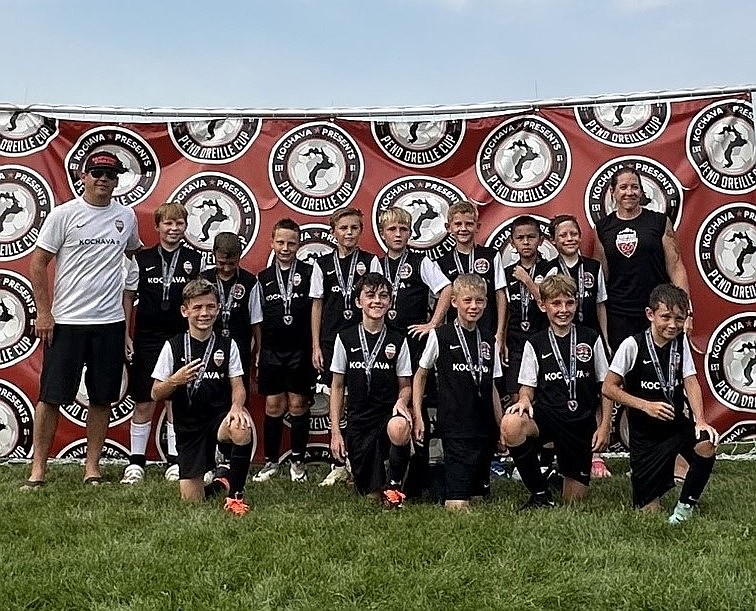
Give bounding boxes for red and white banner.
[1,90,755,462]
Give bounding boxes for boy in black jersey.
[329,273,413,508]
[503,215,552,402]
[121,202,202,485]
[603,284,718,524]
[413,274,504,511]
[252,219,316,483]
[501,275,610,508]
[310,207,381,485]
[151,279,253,516]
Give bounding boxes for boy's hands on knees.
[169,358,204,386]
[642,400,675,421]
[506,401,533,418]
[330,429,346,462]
[392,401,412,423]
[225,407,253,430]
[695,421,720,446]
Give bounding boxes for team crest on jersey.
[169,119,261,164]
[695,203,756,304]
[584,156,683,229]
[581,272,595,289]
[56,439,130,461]
[476,115,571,206]
[292,272,302,286]
[686,99,756,195]
[480,341,491,361]
[484,214,557,267]
[183,260,194,275]
[65,127,160,207]
[576,342,593,363]
[372,176,466,260]
[356,262,367,276]
[575,103,670,148]
[0,165,54,261]
[213,349,225,367]
[269,122,364,216]
[115,219,124,233]
[371,120,465,167]
[473,258,490,275]
[0,271,39,369]
[615,228,638,258]
[168,172,259,266]
[0,111,58,156]
[266,223,337,267]
[231,283,246,300]
[385,343,397,360]
[705,313,756,412]
[398,263,413,280]
[0,380,33,459]
[59,365,134,427]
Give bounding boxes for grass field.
[2,459,755,610]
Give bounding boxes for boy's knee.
[500,413,527,445]
[694,440,716,459]
[387,415,411,445]
[229,428,252,446]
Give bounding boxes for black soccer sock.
[204,479,228,499]
[228,442,253,497]
[166,454,178,466]
[216,441,233,466]
[679,453,715,506]
[263,414,284,463]
[289,412,310,462]
[388,443,411,487]
[539,445,556,468]
[509,437,548,495]
[129,453,146,468]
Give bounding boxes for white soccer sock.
[166,421,177,456]
[130,420,152,456]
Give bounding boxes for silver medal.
[283,315,293,326]
[343,310,352,320]
[520,321,530,331]
[388,309,397,321]
[567,399,578,412]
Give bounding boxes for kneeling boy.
[602,284,718,524]
[501,275,610,508]
[151,278,254,516]
[329,273,413,508]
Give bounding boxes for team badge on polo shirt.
[385,343,396,360]
[480,341,491,361]
[292,272,302,286]
[115,219,124,233]
[582,272,595,289]
[213,350,225,367]
[474,258,490,274]
[615,228,638,258]
[576,343,593,363]
[183,260,194,275]
[356,261,367,276]
[232,284,245,300]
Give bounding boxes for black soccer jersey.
[257,261,313,353]
[134,245,202,339]
[437,244,503,333]
[419,323,502,439]
[331,325,411,430]
[504,258,551,354]
[519,325,608,422]
[609,330,696,440]
[595,209,669,317]
[541,256,606,334]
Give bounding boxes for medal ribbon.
[333,250,359,314]
[183,331,216,404]
[358,323,387,391]
[520,261,538,326]
[275,259,297,321]
[383,250,408,311]
[548,325,577,406]
[159,246,180,306]
[454,319,483,390]
[216,273,237,335]
[558,256,584,323]
[453,246,475,275]
[645,328,679,403]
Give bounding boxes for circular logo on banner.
[476,115,571,206]
[584,156,683,229]
[719,421,756,443]
[266,223,337,267]
[0,165,55,261]
[56,439,130,461]
[0,380,34,458]
[59,365,134,428]
[0,111,58,157]
[169,119,261,164]
[706,313,756,413]
[686,99,756,194]
[269,122,364,216]
[0,271,39,369]
[371,120,465,167]
[169,172,259,263]
[484,215,558,268]
[372,176,466,260]
[696,203,756,303]
[575,103,670,148]
[65,127,160,207]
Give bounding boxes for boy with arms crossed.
[602,284,718,524]
[329,273,413,508]
[501,275,610,508]
[311,207,381,485]
[122,202,202,484]
[413,274,504,511]
[152,278,253,516]
[253,219,316,482]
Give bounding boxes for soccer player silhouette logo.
[719,125,749,169]
[0,299,13,325]
[6,111,22,132]
[407,122,421,144]
[205,119,224,141]
[197,199,228,243]
[734,341,756,386]
[613,105,627,126]
[302,147,335,188]
[0,192,22,235]
[727,231,756,277]
[507,139,539,182]
[406,199,437,240]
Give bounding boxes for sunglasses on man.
[89,169,120,180]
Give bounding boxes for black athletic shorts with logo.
[345,420,390,495]
[39,322,125,406]
[443,437,493,501]
[128,335,167,403]
[175,412,227,480]
[533,408,595,487]
[258,348,316,397]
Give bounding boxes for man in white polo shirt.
[24,151,142,488]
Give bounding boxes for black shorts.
[317,342,335,390]
[443,437,493,501]
[39,322,125,406]
[258,348,316,397]
[607,311,648,354]
[345,421,390,495]
[175,413,226,480]
[630,424,702,508]
[533,409,595,487]
[128,337,166,403]
[504,349,524,396]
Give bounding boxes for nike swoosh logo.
[266,281,275,286]
[350,347,361,353]
[75,223,86,228]
[145,266,156,272]
[326,270,336,275]
[449,345,461,350]
[643,359,653,365]
[542,353,552,359]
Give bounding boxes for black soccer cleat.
[519,490,555,511]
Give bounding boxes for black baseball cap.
[83,150,127,174]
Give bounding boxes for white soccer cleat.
[252,461,280,482]
[668,502,694,525]
[290,461,308,482]
[319,464,349,487]
[164,464,180,482]
[120,464,145,485]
